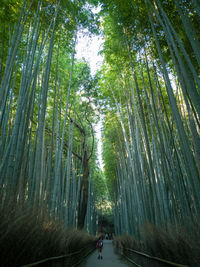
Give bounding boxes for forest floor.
[79,240,132,267]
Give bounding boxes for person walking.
[96,236,103,259]
[105,233,109,240]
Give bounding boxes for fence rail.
[116,245,189,267]
[21,244,96,267]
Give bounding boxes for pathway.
[79,240,131,267]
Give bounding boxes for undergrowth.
[114,223,200,266]
[0,200,96,267]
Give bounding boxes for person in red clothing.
[96,236,103,259]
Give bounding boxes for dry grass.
[114,234,140,251]
[61,228,96,253]
[114,223,200,266]
[141,223,200,265]
[0,200,96,267]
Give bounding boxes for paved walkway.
[79,240,131,267]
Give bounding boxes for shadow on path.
[79,240,131,267]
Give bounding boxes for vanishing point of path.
[79,240,132,267]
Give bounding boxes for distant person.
[105,233,108,240]
[96,236,103,259]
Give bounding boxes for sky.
[75,27,104,170]
[75,29,103,75]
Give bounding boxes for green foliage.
[0,0,200,246]
[97,0,200,240]
[0,0,102,234]
[93,167,107,201]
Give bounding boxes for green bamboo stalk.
[175,0,200,68]
[51,32,76,214]
[147,5,200,215]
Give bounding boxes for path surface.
[79,240,131,267]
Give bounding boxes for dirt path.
[79,240,131,267]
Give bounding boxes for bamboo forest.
[0,0,199,266]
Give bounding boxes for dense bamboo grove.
[0,0,200,265]
[100,0,200,239]
[0,0,101,234]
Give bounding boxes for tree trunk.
[77,149,89,229]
